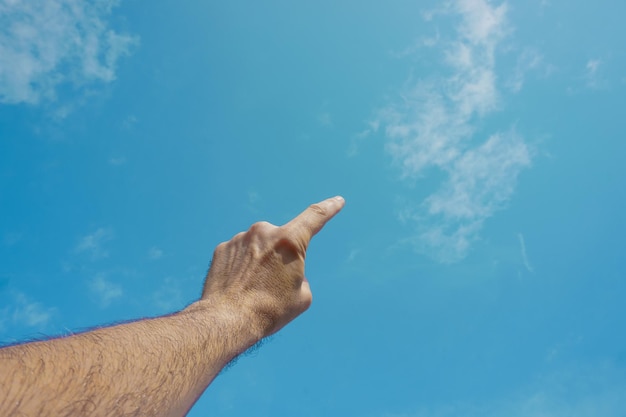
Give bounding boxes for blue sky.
[1,0,626,415]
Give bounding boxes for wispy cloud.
[0,0,138,105]
[584,58,603,89]
[248,191,260,205]
[379,0,533,262]
[74,228,114,260]
[246,190,262,214]
[13,293,54,327]
[518,233,534,273]
[108,156,127,166]
[0,291,55,332]
[317,112,333,128]
[382,362,626,417]
[121,114,138,129]
[148,247,163,260]
[90,274,123,307]
[346,249,360,263]
[507,49,544,93]
[348,120,380,157]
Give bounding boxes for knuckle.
[276,234,298,249]
[300,289,312,310]
[302,294,312,311]
[275,235,305,261]
[214,229,245,254]
[308,203,327,218]
[224,231,245,246]
[249,221,274,235]
[213,241,229,255]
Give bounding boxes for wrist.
[181,296,266,355]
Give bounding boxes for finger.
[283,196,345,246]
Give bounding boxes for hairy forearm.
[0,198,344,416]
[0,298,260,417]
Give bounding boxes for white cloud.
[121,114,138,129]
[90,274,122,307]
[380,0,533,262]
[108,156,127,166]
[518,233,534,273]
[13,293,54,327]
[317,112,333,127]
[455,0,508,46]
[382,362,626,417]
[586,59,601,75]
[566,58,609,95]
[0,291,55,331]
[74,228,113,260]
[348,119,379,157]
[148,247,163,260]
[248,190,260,204]
[584,59,602,88]
[0,0,138,105]
[507,49,544,93]
[426,133,530,220]
[246,190,262,213]
[346,249,360,263]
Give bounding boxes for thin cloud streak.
[380,0,533,262]
[518,233,534,273]
[0,0,138,105]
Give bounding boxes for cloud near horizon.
[0,0,137,105]
[382,360,626,417]
[381,0,533,262]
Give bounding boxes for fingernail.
[334,196,345,203]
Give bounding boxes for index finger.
[282,196,345,248]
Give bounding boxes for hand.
[200,196,345,338]
[0,196,344,417]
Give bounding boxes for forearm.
[0,297,260,417]
[0,197,344,416]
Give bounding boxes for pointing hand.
[200,196,345,338]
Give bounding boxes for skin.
[0,196,345,417]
